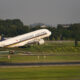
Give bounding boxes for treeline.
[0,19,29,37]
[0,19,80,46]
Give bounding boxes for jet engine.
[38,39,45,45]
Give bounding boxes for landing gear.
[9,50,15,54]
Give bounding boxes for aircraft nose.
[48,31,51,36]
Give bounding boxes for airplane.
[0,29,51,48]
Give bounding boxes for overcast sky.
[0,0,80,25]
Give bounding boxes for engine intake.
[38,39,44,45]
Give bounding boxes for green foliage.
[69,24,80,40]
[69,24,80,46]
[0,19,30,37]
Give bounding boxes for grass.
[0,41,80,63]
[0,55,80,63]
[0,41,80,80]
[0,66,80,80]
[0,41,80,55]
[25,41,80,54]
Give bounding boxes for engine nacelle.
[38,39,45,45]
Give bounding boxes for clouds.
[0,0,80,25]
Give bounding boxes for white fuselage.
[0,29,51,48]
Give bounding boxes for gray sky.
[0,0,80,25]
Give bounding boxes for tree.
[69,24,80,47]
[57,24,64,40]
